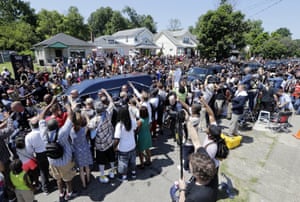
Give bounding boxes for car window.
[188,68,207,76]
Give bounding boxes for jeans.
[118,149,136,175]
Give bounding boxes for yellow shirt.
[9,171,30,191]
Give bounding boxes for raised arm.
[101,88,115,110]
[39,96,57,120]
[128,81,142,99]
[200,96,216,124]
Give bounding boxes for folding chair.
[257,110,271,125]
[269,111,293,133]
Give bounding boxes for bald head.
[47,118,59,131]
[11,101,24,112]
[29,116,39,129]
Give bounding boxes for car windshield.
[188,67,207,76]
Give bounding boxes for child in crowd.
[0,161,5,201]
[9,159,35,202]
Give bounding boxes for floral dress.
[71,127,93,168]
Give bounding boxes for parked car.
[186,65,226,83]
[64,73,153,100]
[264,61,279,72]
[241,62,263,73]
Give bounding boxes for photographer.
[178,149,216,202]
[165,92,182,141]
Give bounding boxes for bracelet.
[179,189,186,192]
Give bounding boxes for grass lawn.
[0,62,14,78]
[0,62,50,79]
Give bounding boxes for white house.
[33,33,95,65]
[93,27,158,56]
[154,30,198,57]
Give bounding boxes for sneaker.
[99,175,109,183]
[109,169,115,179]
[64,191,78,201]
[131,171,136,179]
[59,192,65,202]
[117,175,127,182]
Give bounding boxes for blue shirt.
[40,119,73,167]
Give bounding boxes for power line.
[245,0,277,11]
[249,0,283,17]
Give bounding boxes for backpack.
[205,138,229,160]
[45,129,64,159]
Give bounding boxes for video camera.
[165,107,186,123]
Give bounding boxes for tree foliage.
[104,11,128,35]
[122,6,157,33]
[0,21,37,51]
[88,7,115,37]
[35,9,65,40]
[0,0,37,25]
[272,27,292,38]
[194,4,248,61]
[63,6,89,40]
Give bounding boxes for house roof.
[93,35,130,49]
[154,30,198,48]
[33,33,95,48]
[112,27,149,38]
[135,38,159,49]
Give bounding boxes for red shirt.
[45,112,68,128]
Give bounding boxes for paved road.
[35,114,300,202]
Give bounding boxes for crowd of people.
[0,53,300,202]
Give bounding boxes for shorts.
[96,146,115,165]
[49,161,76,182]
[117,149,136,175]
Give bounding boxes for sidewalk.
[35,114,300,202]
[219,114,300,202]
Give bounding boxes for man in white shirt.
[276,88,293,111]
[26,117,50,194]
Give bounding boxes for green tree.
[0,0,37,25]
[261,37,287,59]
[194,4,248,61]
[104,11,128,35]
[272,27,292,38]
[244,20,264,45]
[122,6,156,33]
[293,39,300,57]
[63,6,89,40]
[140,15,157,33]
[0,21,37,52]
[36,9,65,40]
[122,6,140,28]
[88,7,114,37]
[251,32,270,56]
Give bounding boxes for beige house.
[33,33,95,65]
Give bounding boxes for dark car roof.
[187,65,225,82]
[65,73,152,98]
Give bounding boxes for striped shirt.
[0,118,14,164]
[40,119,73,167]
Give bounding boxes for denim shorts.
[117,149,136,175]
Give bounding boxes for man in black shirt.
[178,148,217,202]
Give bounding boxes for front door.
[55,49,63,59]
